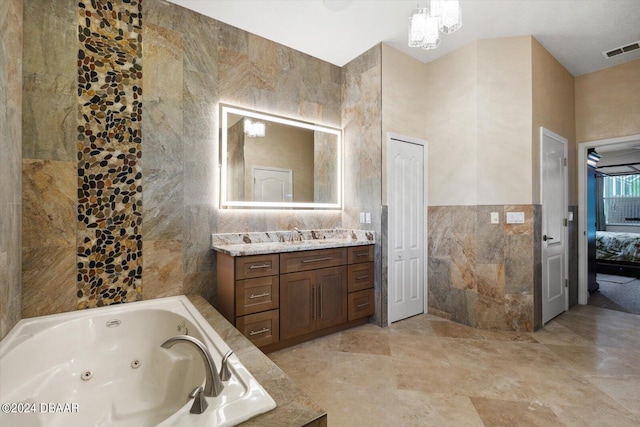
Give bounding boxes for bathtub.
[0,296,276,427]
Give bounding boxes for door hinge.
[564,218,568,227]
[565,279,568,288]
[563,157,567,166]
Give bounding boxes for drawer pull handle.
[355,275,369,280]
[249,292,270,299]
[356,302,370,308]
[249,263,270,270]
[302,257,332,264]
[249,327,270,336]
[356,252,368,257]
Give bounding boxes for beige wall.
[425,37,535,206]
[425,42,479,206]
[575,58,640,143]
[384,37,575,208]
[381,44,429,204]
[477,37,533,205]
[532,38,576,204]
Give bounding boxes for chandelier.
[408,0,462,50]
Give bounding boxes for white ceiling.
[168,0,640,76]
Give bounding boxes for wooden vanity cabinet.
[215,244,373,351]
[346,246,374,320]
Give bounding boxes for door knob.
[543,235,554,242]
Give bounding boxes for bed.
[595,231,640,278]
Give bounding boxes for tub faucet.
[161,335,224,413]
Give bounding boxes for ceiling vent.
[603,41,640,58]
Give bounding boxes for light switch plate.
[490,212,499,224]
[359,212,365,223]
[365,212,371,224]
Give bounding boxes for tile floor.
[268,305,640,426]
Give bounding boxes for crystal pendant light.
[408,8,441,50]
[431,0,462,34]
[422,14,441,50]
[408,8,429,48]
[408,0,461,50]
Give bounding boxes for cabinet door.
[316,266,348,330]
[280,271,316,340]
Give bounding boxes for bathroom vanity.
[212,230,375,352]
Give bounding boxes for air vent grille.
[603,41,640,58]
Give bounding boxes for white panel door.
[541,128,568,324]
[388,136,425,323]
[253,167,293,202]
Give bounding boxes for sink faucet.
[161,335,224,413]
[289,227,303,242]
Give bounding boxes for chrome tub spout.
[161,335,224,399]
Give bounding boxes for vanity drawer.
[235,254,279,280]
[235,276,279,316]
[236,310,279,347]
[348,262,374,292]
[348,245,373,264]
[348,289,374,321]
[280,248,347,274]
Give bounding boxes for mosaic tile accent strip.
[77,0,143,309]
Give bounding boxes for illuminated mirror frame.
[220,104,342,209]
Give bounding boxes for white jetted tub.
[0,296,276,427]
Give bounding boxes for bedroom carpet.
[589,274,640,315]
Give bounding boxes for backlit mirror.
[220,105,342,209]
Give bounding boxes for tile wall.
[428,205,542,331]
[341,46,384,325]
[20,0,346,318]
[0,0,23,339]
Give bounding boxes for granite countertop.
[186,295,327,427]
[211,229,375,256]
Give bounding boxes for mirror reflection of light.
[244,119,266,138]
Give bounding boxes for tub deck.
[187,295,327,427]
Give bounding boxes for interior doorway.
[577,134,640,311]
[386,133,428,323]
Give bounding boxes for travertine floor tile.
[398,390,484,427]
[471,397,562,427]
[268,305,640,426]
